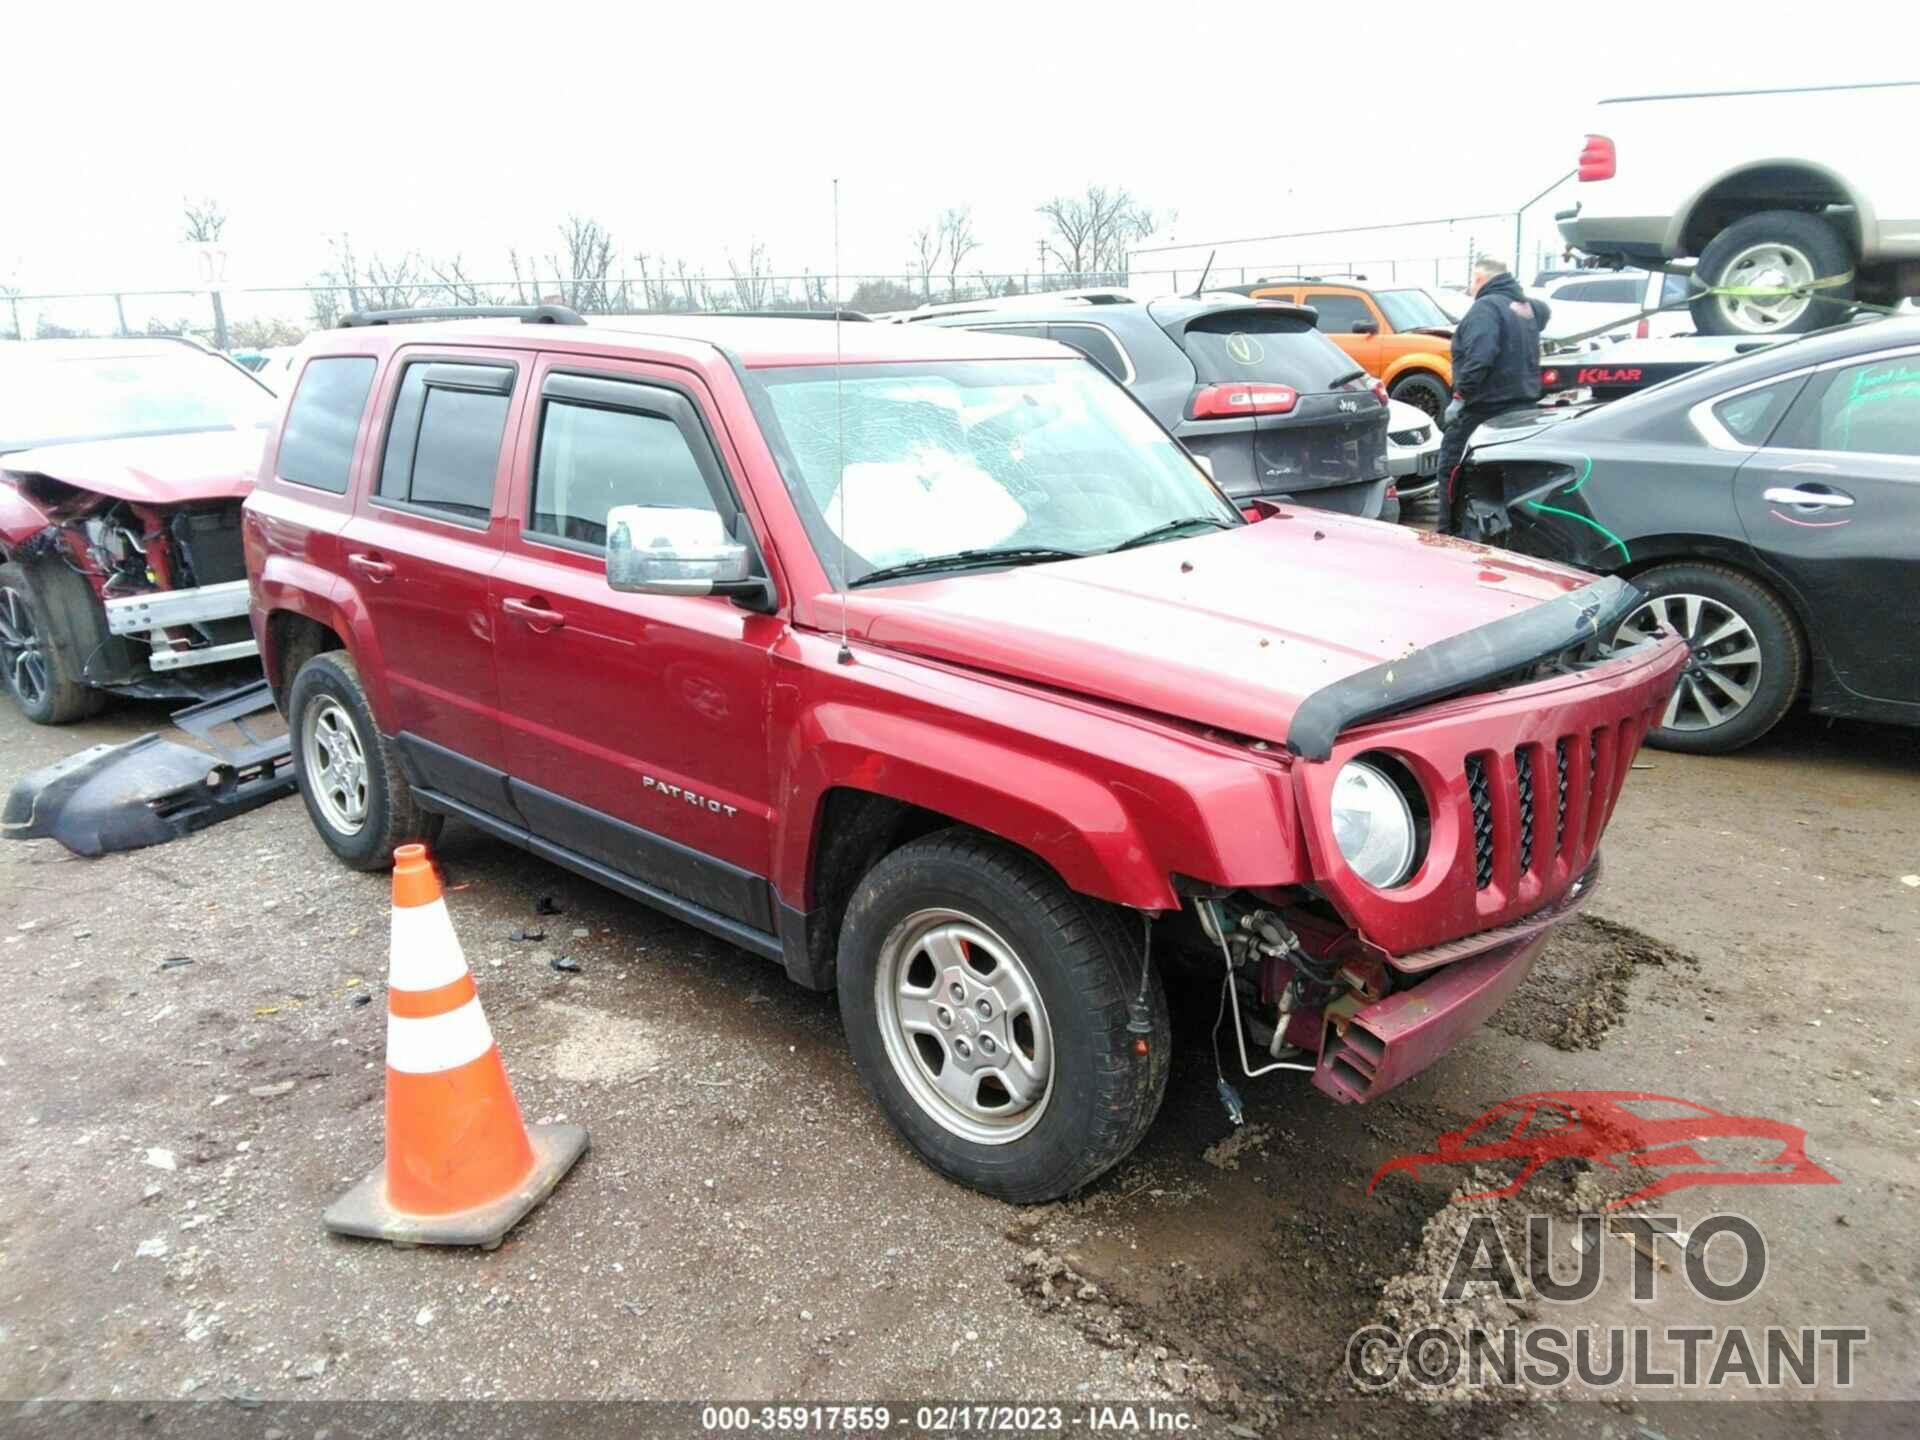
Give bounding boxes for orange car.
[1240,279,1455,423]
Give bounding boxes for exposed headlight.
[1330,759,1418,887]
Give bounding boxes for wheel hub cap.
[1614,592,1763,733]
[302,700,370,835]
[875,909,1054,1145]
[0,586,49,708]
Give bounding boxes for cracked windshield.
[748,359,1240,585]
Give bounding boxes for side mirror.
[606,505,756,599]
[1351,321,1380,336]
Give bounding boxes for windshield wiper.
[1327,368,1369,388]
[849,546,1084,587]
[1106,516,1236,553]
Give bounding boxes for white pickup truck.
[1557,81,1920,336]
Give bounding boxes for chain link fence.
[2,249,1551,350]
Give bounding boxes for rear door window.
[277,357,375,493]
[376,361,515,524]
[1776,354,1920,457]
[1711,380,1801,446]
[1302,293,1374,333]
[1173,310,1359,391]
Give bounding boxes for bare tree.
[1037,184,1161,284]
[727,242,774,310]
[426,254,500,307]
[910,223,943,302]
[318,233,425,316]
[940,208,981,299]
[182,198,227,244]
[548,215,616,312]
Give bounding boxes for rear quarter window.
[276,357,376,493]
[1175,311,1359,391]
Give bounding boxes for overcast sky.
[8,2,1918,299]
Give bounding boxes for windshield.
[744,359,1241,587]
[1374,290,1452,331]
[0,349,275,452]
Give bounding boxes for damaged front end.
[1190,581,1687,1114]
[8,471,258,701]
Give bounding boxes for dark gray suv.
[903,292,1391,517]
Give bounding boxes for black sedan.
[1447,317,1919,753]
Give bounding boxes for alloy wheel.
[0,585,50,709]
[874,907,1054,1145]
[302,699,370,835]
[1712,241,1817,334]
[1616,593,1763,733]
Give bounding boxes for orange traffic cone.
[323,844,588,1248]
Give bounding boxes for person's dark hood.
[1474,272,1529,306]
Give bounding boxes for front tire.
[1691,211,1854,336]
[838,831,1169,1203]
[0,561,106,725]
[1612,563,1804,753]
[287,650,442,869]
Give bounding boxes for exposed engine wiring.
[1200,898,1317,1081]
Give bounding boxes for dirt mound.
[1494,913,1696,1051]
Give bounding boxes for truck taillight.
[1189,382,1298,418]
[1542,368,1560,388]
[1635,318,1650,339]
[1578,134,1615,182]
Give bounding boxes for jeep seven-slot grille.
[1458,711,1654,896]
[1515,748,1536,873]
[1465,755,1495,889]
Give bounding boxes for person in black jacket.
[1436,259,1552,488]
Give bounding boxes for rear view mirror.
[606,505,754,598]
[1351,321,1379,336]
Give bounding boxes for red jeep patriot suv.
[244,305,1685,1202]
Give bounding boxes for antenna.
[1189,249,1216,299]
[833,178,853,666]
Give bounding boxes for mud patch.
[1493,913,1696,1050]
[539,1001,662,1083]
[1201,1123,1272,1172]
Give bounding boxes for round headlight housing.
[1330,758,1419,888]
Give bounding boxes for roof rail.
[339,304,587,328]
[716,308,873,322]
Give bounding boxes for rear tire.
[1691,211,1854,337]
[0,561,107,725]
[837,831,1169,1203]
[287,650,442,869]
[1613,562,1803,754]
[1389,370,1451,424]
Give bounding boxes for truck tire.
[1691,211,1854,337]
[1611,562,1804,754]
[0,561,108,725]
[838,831,1170,1203]
[287,650,442,869]
[1389,369,1450,424]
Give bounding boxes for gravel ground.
[1,695,1914,1437]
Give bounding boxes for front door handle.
[501,596,567,631]
[347,552,395,581]
[1763,486,1854,508]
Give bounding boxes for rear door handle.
[1763,487,1854,508]
[347,552,395,581]
[501,596,567,630]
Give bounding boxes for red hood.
[836,513,1589,746]
[0,428,266,505]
